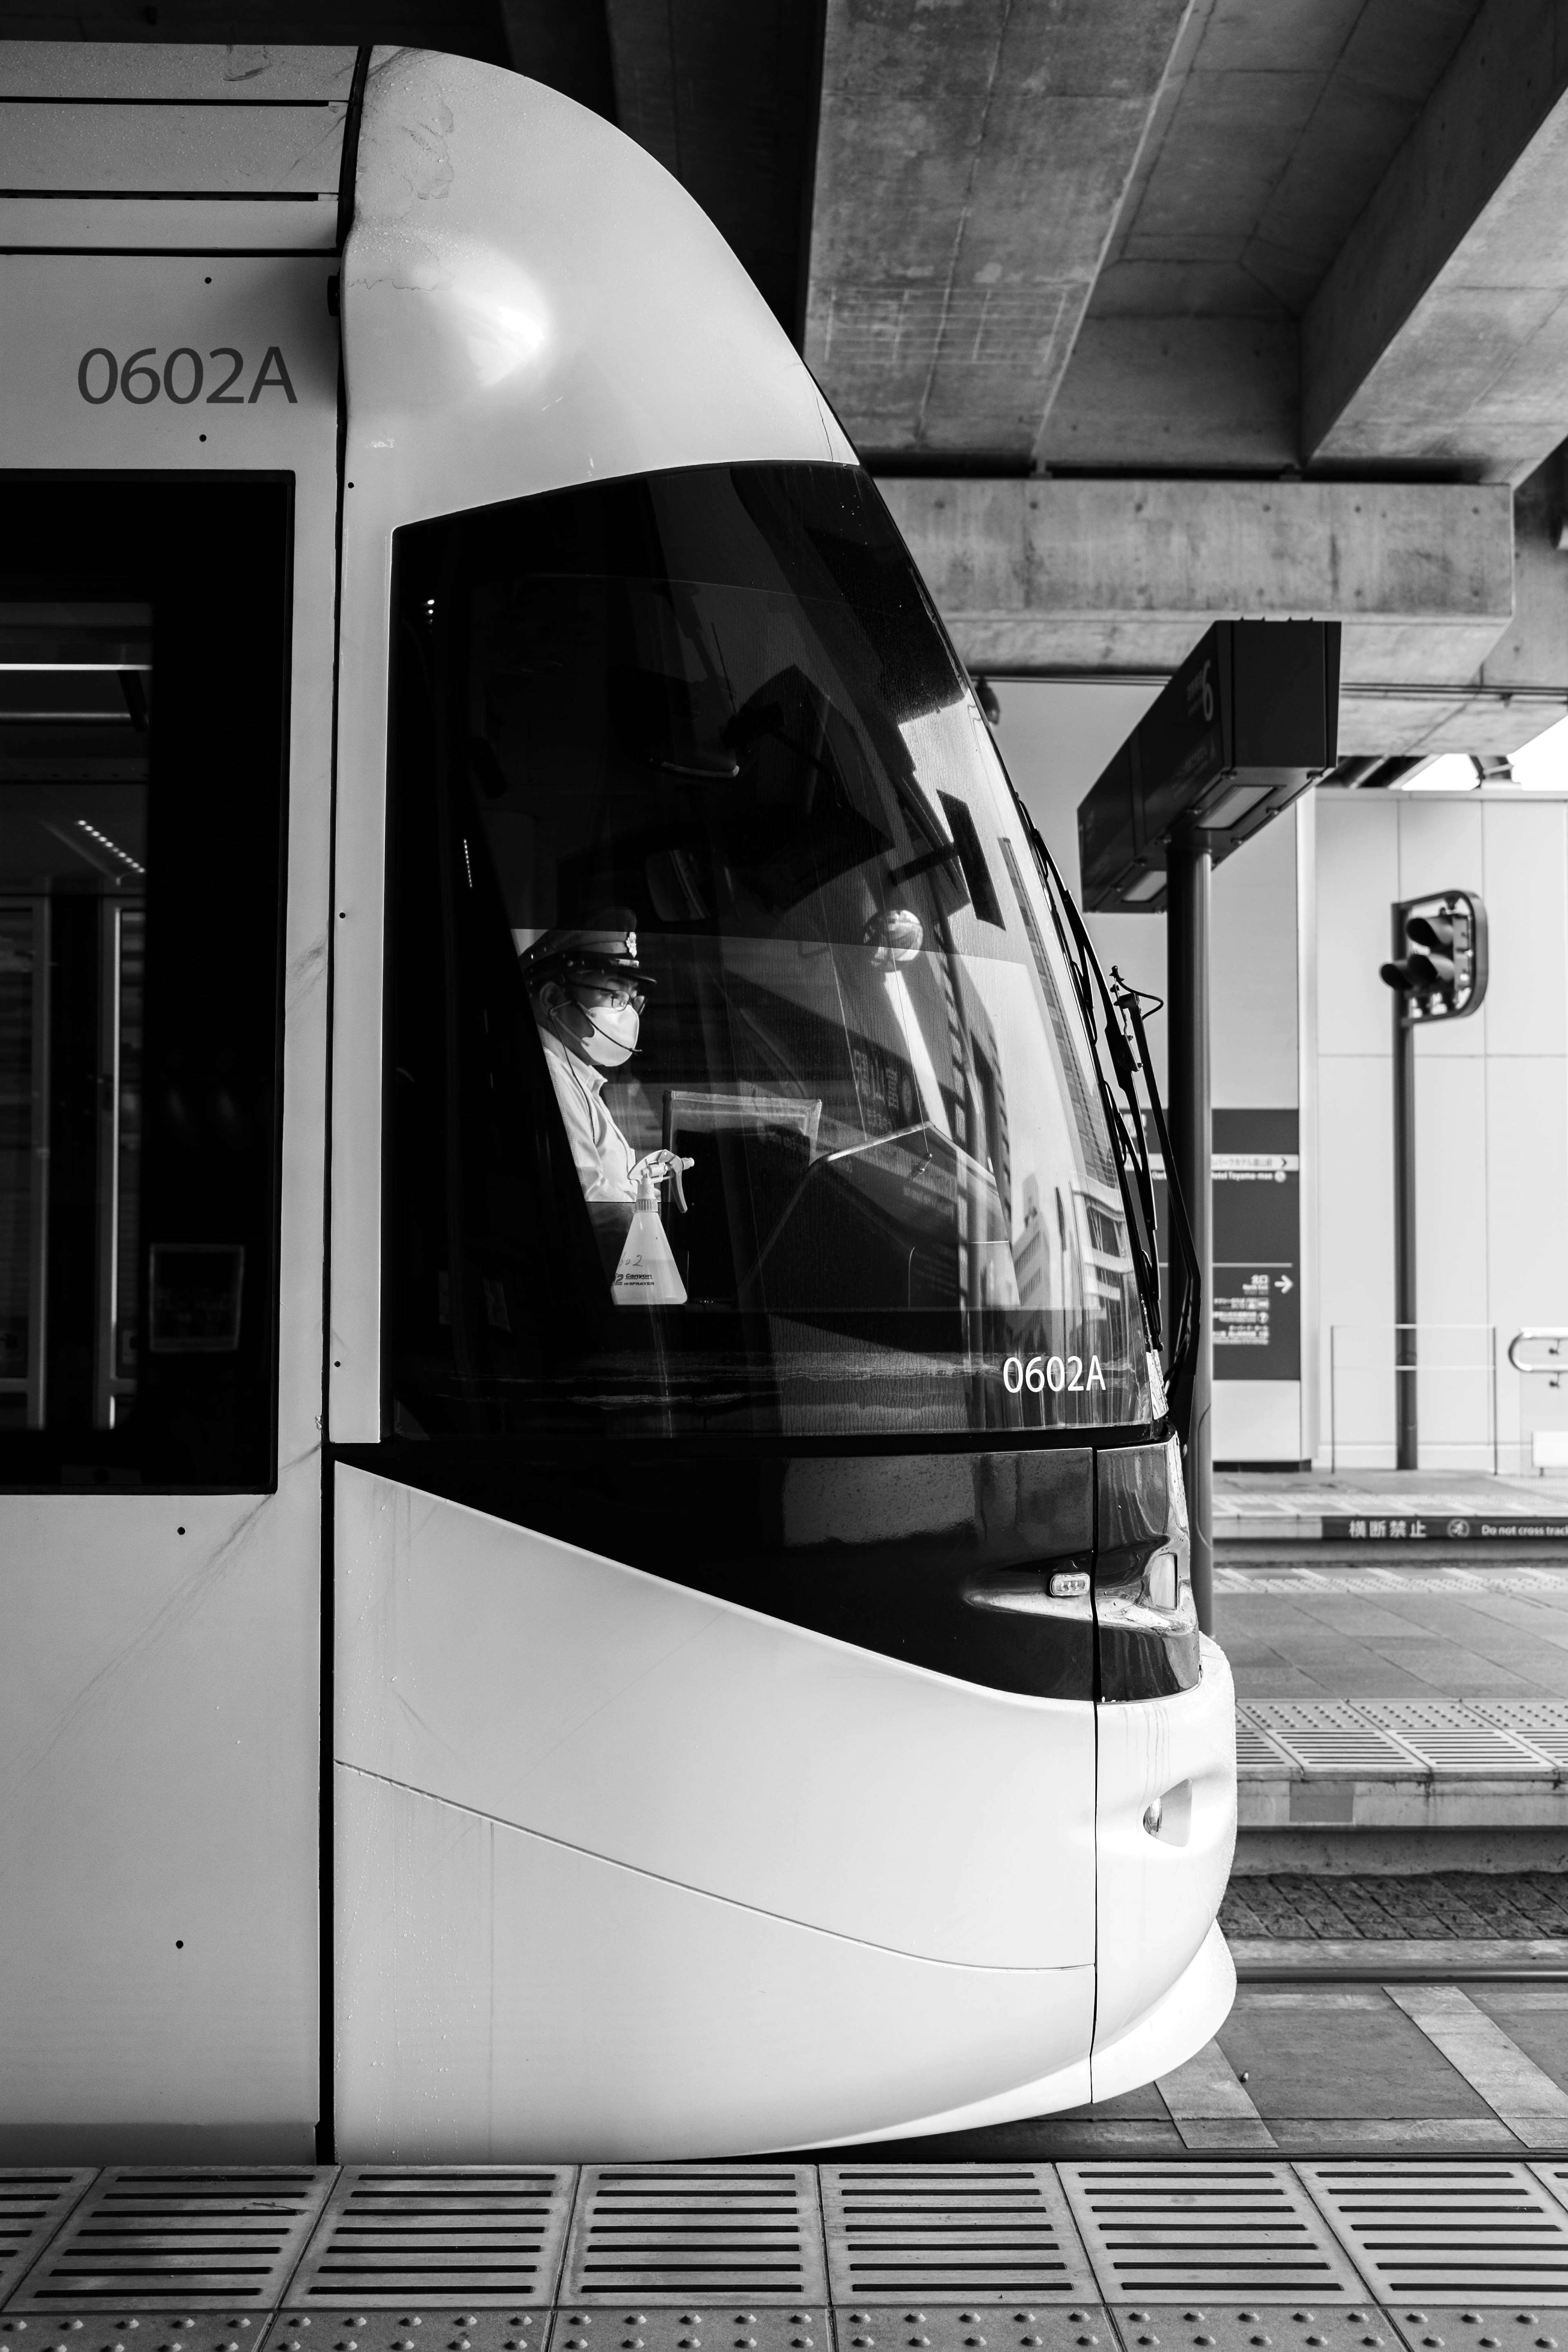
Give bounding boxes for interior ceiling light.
[76,817,144,875]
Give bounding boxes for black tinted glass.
[0,478,288,1490]
[388,463,1151,1443]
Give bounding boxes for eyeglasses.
[574,979,646,1014]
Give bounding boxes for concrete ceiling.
[7,0,1568,752]
[801,0,1192,465]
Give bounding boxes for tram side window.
[0,479,289,1489]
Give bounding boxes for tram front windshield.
[389,463,1154,1441]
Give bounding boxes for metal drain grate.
[560,2171,826,2306]
[1058,2167,1368,2303]
[286,2174,575,2307]
[269,2309,549,2352]
[549,2309,824,2352]
[1355,1706,1556,1775]
[821,2171,1094,2307]
[1243,1708,1422,1776]
[9,2171,333,2309]
[0,2173,95,2301]
[1300,2165,1568,2303]
[1475,1706,1568,1767]
[822,2164,1091,2295]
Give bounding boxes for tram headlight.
[1096,1436,1201,1696]
[1146,1548,1180,1611]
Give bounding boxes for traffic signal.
[1380,890,1488,1023]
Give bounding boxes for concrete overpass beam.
[1303,0,1568,482]
[883,474,1513,674]
[804,0,1192,462]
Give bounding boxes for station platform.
[1216,1472,1568,1548]
[1219,1553,1568,1866]
[18,2154,1568,2349]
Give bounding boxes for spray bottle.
[611,1163,688,1307]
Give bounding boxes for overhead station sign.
[1078,619,1340,912]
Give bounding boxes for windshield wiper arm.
[1005,784,1200,1413]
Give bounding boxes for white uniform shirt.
[539,1025,639,1201]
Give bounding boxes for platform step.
[561,2171,826,2308]
[1058,2165,1367,2303]
[9,2169,333,2310]
[821,2169,1095,2307]
[285,2172,575,2310]
[1300,2162,1568,2302]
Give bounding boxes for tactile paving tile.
[547,2309,823,2352]
[265,2312,548,2352]
[1240,1709,1422,1776]
[1058,2168,1368,2303]
[1299,2166,1568,2304]
[9,2172,334,2310]
[1234,1722,1296,1773]
[285,2174,574,2307]
[1353,1706,1556,1775]
[830,2306,1109,2352]
[0,2316,270,2352]
[1474,1707,1568,1768]
[0,2178,97,2304]
[1108,2310,1399,2352]
[821,2171,1095,2306]
[1388,2314,1568,2352]
[561,2172,826,2306]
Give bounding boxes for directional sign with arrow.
[1212,1109,1301,1384]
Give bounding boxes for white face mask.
[578,999,640,1067]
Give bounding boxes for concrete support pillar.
[1167,838,1213,1636]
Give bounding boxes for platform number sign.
[78,345,297,406]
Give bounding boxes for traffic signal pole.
[1391,915,1419,1471]
[1167,834,1214,1635]
[1379,889,1488,1473]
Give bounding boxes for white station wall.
[1314,789,1568,1472]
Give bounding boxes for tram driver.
[521,913,691,1205]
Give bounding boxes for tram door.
[0,22,350,2151]
[0,466,329,2157]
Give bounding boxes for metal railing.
[1329,1321,1498,1472]
[1509,1328,1568,1381]
[1508,1329,1568,1472]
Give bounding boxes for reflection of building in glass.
[1077,1179,1134,1304]
[1014,1173,1130,1320]
[1015,1174,1047,1310]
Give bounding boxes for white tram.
[0,42,1236,2160]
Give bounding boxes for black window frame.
[0,471,293,1495]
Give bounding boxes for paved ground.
[27,2158,1568,2341]
[887,1974,1568,2160]
[1216,1469,1568,1544]
[1215,1559,1568,1704]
